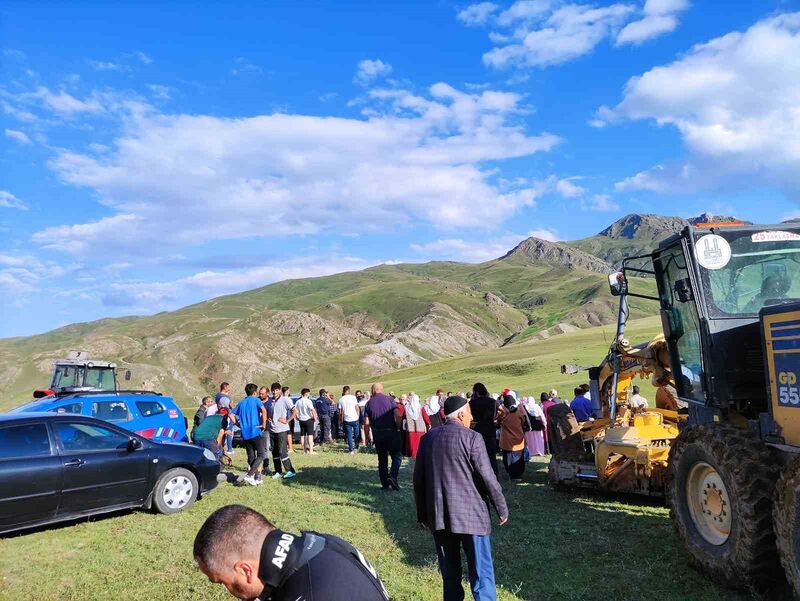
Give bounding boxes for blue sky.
[1,0,799,337]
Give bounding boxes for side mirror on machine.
[608,272,627,297]
[674,278,694,303]
[127,438,144,452]
[124,370,132,381]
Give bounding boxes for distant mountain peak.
[597,213,688,240]
[502,237,610,273]
[688,212,746,225]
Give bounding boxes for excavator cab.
[650,224,800,428]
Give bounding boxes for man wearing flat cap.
[413,395,508,601]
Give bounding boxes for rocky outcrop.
[502,237,611,273]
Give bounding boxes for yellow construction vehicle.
[563,221,800,597]
[550,332,685,497]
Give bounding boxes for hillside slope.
[0,239,659,408]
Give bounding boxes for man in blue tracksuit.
[315,389,334,445]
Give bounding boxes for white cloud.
[458,2,499,26]
[354,59,393,85]
[38,82,559,257]
[95,256,380,310]
[89,60,129,72]
[616,0,689,45]
[231,57,262,76]
[555,177,586,198]
[0,191,28,210]
[483,3,636,68]
[134,51,153,65]
[463,0,689,69]
[146,84,171,101]
[603,13,800,196]
[5,129,31,144]
[30,86,104,115]
[584,193,620,211]
[411,228,560,262]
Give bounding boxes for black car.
[0,413,220,535]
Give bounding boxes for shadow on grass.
[300,457,762,601]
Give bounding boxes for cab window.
[55,422,129,452]
[91,401,131,422]
[0,423,52,459]
[84,367,115,390]
[136,401,165,417]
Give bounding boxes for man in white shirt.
[630,385,648,409]
[338,385,361,455]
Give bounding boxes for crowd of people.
[191,379,603,601]
[189,379,600,488]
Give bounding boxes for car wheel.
[152,467,198,514]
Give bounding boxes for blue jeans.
[433,531,496,601]
[225,429,233,452]
[344,420,360,452]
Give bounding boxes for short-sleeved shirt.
[365,394,398,431]
[232,395,264,441]
[193,414,228,442]
[338,394,360,422]
[296,397,315,421]
[270,396,294,433]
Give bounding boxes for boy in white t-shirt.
[338,385,361,454]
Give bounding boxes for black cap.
[443,395,468,417]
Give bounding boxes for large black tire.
[152,467,198,515]
[667,424,780,590]
[775,456,800,599]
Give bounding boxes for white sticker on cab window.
[695,234,731,270]
[751,231,800,243]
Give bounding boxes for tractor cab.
[33,350,131,398]
[612,222,800,427]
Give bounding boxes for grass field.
[0,442,755,601]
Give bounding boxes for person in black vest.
[468,382,498,475]
[194,505,390,601]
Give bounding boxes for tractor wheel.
[667,424,780,589]
[775,456,800,599]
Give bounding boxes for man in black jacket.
[414,395,508,601]
[194,505,390,601]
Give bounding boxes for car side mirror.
[127,438,144,452]
[124,370,132,381]
[608,272,627,297]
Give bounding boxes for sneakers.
[253,477,264,486]
[272,472,283,480]
[283,471,297,480]
[387,477,400,491]
[241,475,257,486]
[227,449,235,455]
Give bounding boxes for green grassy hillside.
[0,214,680,409]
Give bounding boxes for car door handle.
[64,458,85,467]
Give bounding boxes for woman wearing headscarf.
[497,392,529,481]
[425,394,443,428]
[398,393,430,458]
[542,391,558,454]
[524,395,547,457]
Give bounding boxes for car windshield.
[84,367,115,390]
[51,365,84,389]
[697,229,800,317]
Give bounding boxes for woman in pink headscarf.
[524,395,547,457]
